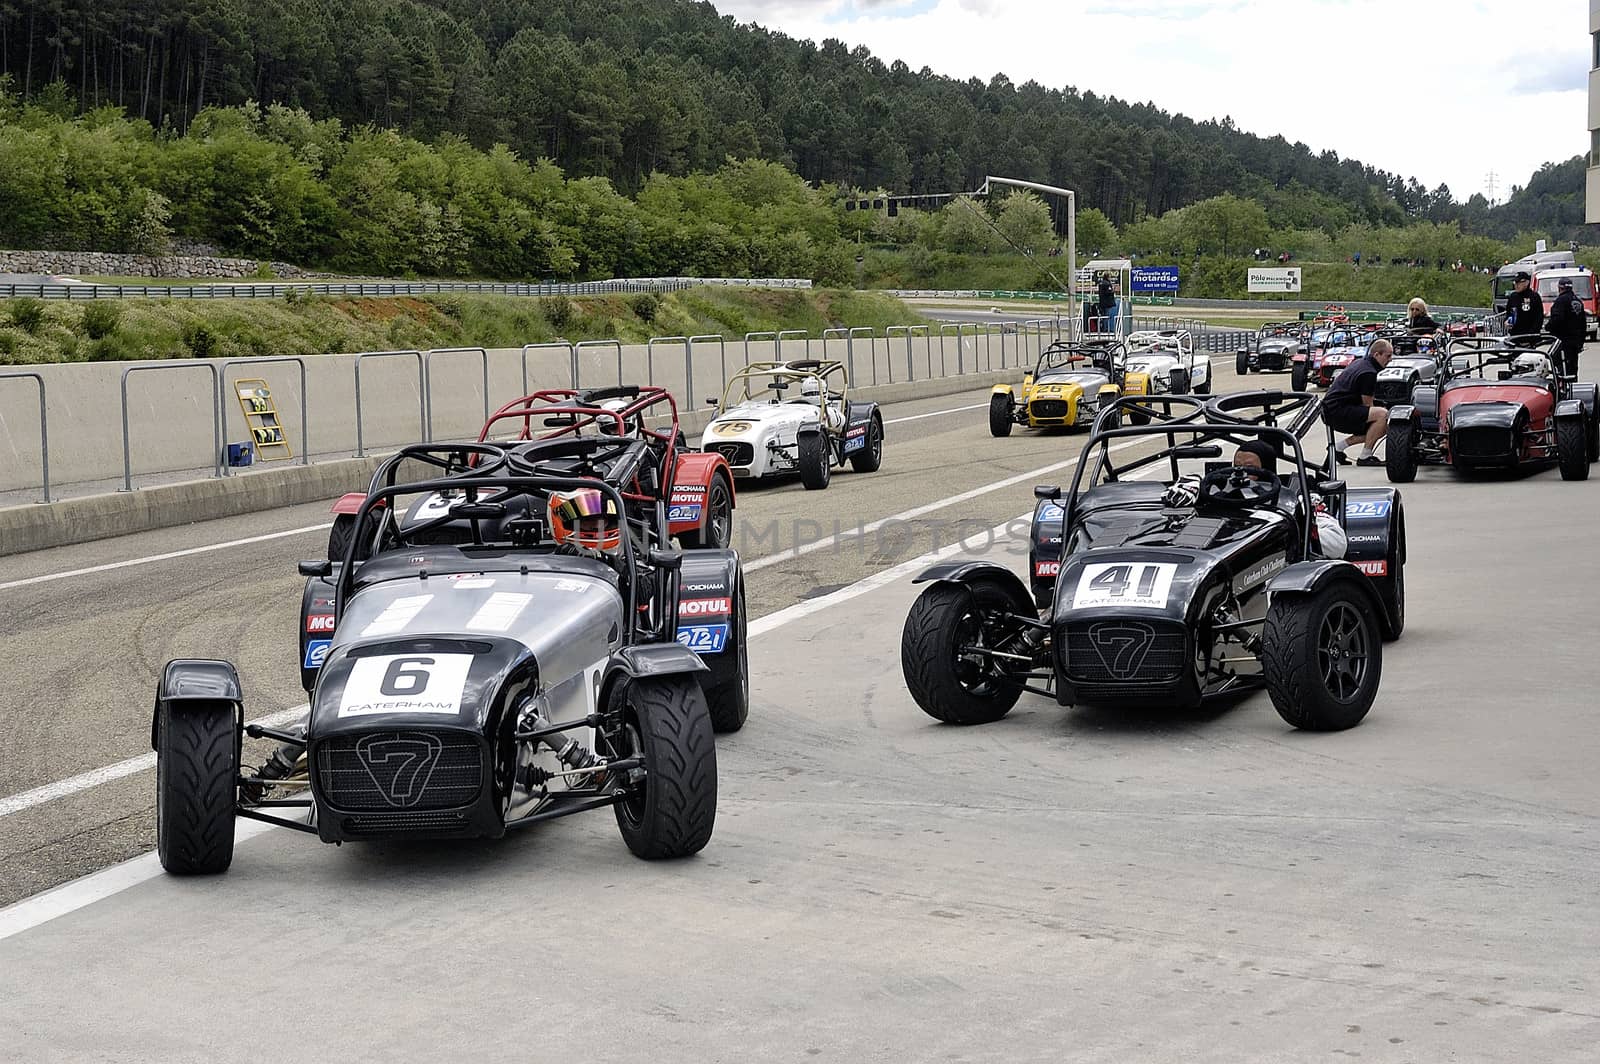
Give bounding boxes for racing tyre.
[1290,362,1308,392]
[1128,404,1151,426]
[1236,351,1250,376]
[700,582,749,734]
[1170,368,1191,395]
[1587,413,1599,463]
[901,580,1027,725]
[327,513,357,562]
[850,416,883,473]
[155,701,238,875]
[1556,415,1590,481]
[1261,581,1383,732]
[678,474,733,550]
[612,675,717,859]
[798,430,831,490]
[989,393,1015,437]
[1385,420,1417,483]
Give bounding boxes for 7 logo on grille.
[1088,621,1156,679]
[355,732,444,808]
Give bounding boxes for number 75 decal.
[1071,562,1178,610]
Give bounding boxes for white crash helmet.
[799,376,822,401]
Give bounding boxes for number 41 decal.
[1071,562,1178,610]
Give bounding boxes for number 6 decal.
[339,653,474,717]
[1072,562,1177,610]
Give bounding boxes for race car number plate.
[339,653,473,717]
[1346,500,1391,519]
[1071,562,1177,610]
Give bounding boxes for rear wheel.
[850,416,883,473]
[1236,351,1251,376]
[989,393,1015,437]
[1195,368,1212,395]
[700,583,749,734]
[1261,582,1383,732]
[1556,415,1590,481]
[1290,361,1309,391]
[1170,368,1191,395]
[678,474,732,549]
[156,701,238,875]
[612,676,717,859]
[1385,420,1417,483]
[798,431,831,490]
[901,580,1029,725]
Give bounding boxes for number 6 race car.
[989,340,1127,436]
[699,359,884,490]
[905,391,1405,733]
[150,440,749,875]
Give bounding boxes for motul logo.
[306,614,336,633]
[1035,561,1060,577]
[1354,560,1388,576]
[679,597,731,616]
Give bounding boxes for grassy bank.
[0,288,925,365]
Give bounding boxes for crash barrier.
[354,351,425,458]
[4,321,1085,499]
[0,276,816,301]
[120,362,221,491]
[0,372,49,502]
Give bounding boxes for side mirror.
[705,398,718,407]
[1315,478,1346,495]
[298,559,333,578]
[1170,444,1223,459]
[543,415,576,427]
[650,547,684,571]
[1034,484,1062,500]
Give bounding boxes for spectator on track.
[1322,338,1394,467]
[1503,271,1544,340]
[1406,298,1439,334]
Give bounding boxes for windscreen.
[1537,275,1595,300]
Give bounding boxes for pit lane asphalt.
[4,362,1599,1061]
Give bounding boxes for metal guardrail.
[574,340,624,390]
[0,277,815,301]
[120,363,220,491]
[885,325,929,381]
[0,372,49,502]
[354,350,425,457]
[520,341,576,394]
[423,348,489,443]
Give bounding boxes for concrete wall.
[0,248,306,279]
[0,329,1049,496]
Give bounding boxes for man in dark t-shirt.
[1503,272,1544,339]
[1321,338,1394,466]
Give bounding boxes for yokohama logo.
[670,488,704,503]
[306,614,336,633]
[1035,561,1061,577]
[1353,560,1388,576]
[679,597,732,617]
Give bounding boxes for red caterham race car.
[1385,338,1598,482]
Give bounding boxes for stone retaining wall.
[0,249,307,279]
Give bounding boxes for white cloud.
[716,0,1590,201]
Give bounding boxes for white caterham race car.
[698,360,884,489]
[1122,330,1213,410]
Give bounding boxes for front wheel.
[678,474,733,549]
[156,701,239,875]
[1236,351,1251,376]
[1194,368,1212,395]
[798,431,831,489]
[1385,420,1417,483]
[989,393,1015,437]
[850,417,883,473]
[901,581,1029,725]
[1261,582,1383,732]
[699,583,749,734]
[1556,416,1590,481]
[1290,361,1309,391]
[1169,368,1191,395]
[612,676,717,859]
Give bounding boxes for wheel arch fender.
[152,659,243,751]
[1555,397,1588,423]
[991,383,1016,398]
[1388,403,1417,424]
[675,550,742,656]
[1266,561,1386,617]
[1569,380,1597,418]
[912,561,1036,615]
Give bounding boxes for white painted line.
[883,402,987,426]
[0,524,332,592]
[743,438,1141,574]
[0,705,307,820]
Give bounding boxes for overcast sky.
[715,0,1589,204]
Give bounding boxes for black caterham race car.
[152,439,747,875]
[1236,322,1305,375]
[902,392,1405,732]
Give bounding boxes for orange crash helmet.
[548,488,622,556]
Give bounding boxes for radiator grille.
[1374,379,1414,407]
[1062,622,1187,685]
[708,442,754,466]
[1452,426,1514,459]
[1030,399,1071,419]
[316,731,483,811]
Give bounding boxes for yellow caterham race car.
[988,340,1127,436]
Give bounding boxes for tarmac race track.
[2,361,1598,1061]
